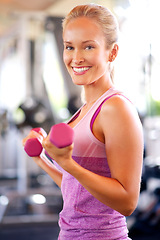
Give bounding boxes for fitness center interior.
[0,0,160,239]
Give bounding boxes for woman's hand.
[22,129,45,165]
[22,128,45,148]
[22,129,63,187]
[42,130,74,171]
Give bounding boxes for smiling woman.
[23,3,143,240]
[63,16,118,86]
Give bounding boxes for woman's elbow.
[121,196,138,216]
[122,206,136,217]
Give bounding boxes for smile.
[72,67,91,74]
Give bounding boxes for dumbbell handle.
[24,123,74,157]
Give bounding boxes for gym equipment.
[49,123,74,148]
[24,128,47,157]
[24,123,74,157]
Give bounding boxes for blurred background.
[0,0,160,239]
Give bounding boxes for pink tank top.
[58,88,130,240]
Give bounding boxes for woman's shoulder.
[100,93,141,127]
[102,92,133,111]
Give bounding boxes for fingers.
[23,123,74,163]
[42,133,73,161]
[22,130,40,146]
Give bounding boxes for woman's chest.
[68,104,92,128]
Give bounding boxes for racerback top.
[58,88,130,240]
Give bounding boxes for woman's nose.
[72,50,84,64]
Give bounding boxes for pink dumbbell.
[49,123,74,148]
[24,123,74,157]
[24,128,47,157]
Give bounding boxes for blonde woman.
[23,4,143,240]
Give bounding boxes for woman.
[23,4,143,240]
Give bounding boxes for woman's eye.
[65,46,73,50]
[86,45,94,50]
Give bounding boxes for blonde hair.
[62,4,119,82]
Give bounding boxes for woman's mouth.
[72,66,91,75]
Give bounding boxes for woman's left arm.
[94,95,144,216]
[42,96,143,216]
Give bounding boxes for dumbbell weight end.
[24,127,47,157]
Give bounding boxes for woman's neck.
[83,79,114,104]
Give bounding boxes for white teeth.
[73,67,90,73]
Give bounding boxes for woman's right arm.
[22,131,62,188]
[32,154,62,188]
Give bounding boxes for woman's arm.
[33,154,63,188]
[22,131,63,188]
[42,95,143,216]
[101,95,143,215]
[72,95,143,216]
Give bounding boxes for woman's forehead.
[63,17,104,41]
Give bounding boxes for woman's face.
[63,17,111,86]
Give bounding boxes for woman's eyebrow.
[82,40,96,43]
[63,40,97,44]
[63,41,72,44]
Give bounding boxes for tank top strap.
[90,92,132,131]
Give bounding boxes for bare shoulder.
[99,94,143,180]
[101,94,141,125]
[99,94,143,142]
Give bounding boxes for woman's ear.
[108,44,119,62]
